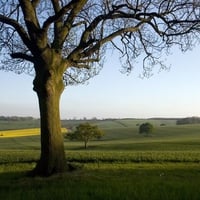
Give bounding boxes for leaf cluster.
[139,122,154,135]
[66,122,104,142]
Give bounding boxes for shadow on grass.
[1,162,200,200]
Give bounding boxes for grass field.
[0,119,200,199]
[1,162,200,200]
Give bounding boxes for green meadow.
[1,119,200,199]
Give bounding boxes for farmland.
[0,118,200,199]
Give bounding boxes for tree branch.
[42,1,75,31]
[0,14,31,50]
[18,0,50,52]
[42,0,87,49]
[19,0,40,33]
[58,0,88,47]
[31,0,40,9]
[81,26,141,59]
[10,52,34,62]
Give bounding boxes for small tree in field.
[69,123,104,149]
[139,123,154,136]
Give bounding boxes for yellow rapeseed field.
[0,128,67,138]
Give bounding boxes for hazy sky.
[1,45,200,119]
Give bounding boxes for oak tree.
[67,123,104,149]
[139,122,154,136]
[0,0,200,176]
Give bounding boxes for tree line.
[0,116,36,121]
[176,117,200,125]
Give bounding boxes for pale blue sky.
[1,45,200,119]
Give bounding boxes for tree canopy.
[67,123,104,149]
[1,1,200,82]
[139,122,154,135]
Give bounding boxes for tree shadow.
[1,162,200,200]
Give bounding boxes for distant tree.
[176,117,200,125]
[139,123,154,136]
[67,123,104,149]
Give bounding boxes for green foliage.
[1,150,200,165]
[66,123,104,149]
[139,122,154,135]
[65,151,200,163]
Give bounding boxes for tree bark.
[32,65,66,176]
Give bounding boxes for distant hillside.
[0,116,40,130]
[149,117,179,120]
[176,117,200,125]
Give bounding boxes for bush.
[160,123,166,126]
[139,123,154,136]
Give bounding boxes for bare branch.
[10,52,34,62]
[1,0,200,83]
[19,0,40,32]
[42,1,75,31]
[0,14,31,49]
[79,26,141,60]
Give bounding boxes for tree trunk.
[32,67,66,176]
[84,140,87,149]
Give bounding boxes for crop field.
[0,128,67,138]
[0,128,40,138]
[0,119,200,199]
